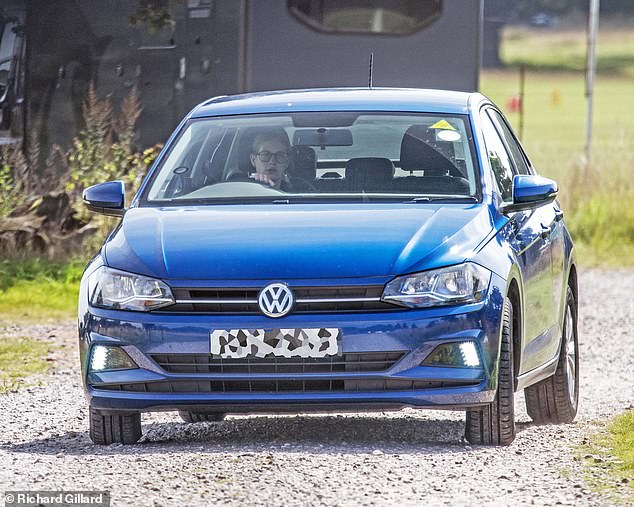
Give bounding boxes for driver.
[250,130,315,192]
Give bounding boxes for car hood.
[104,203,494,280]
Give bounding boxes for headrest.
[400,125,457,175]
[236,127,263,175]
[289,145,316,180]
[345,157,395,182]
[237,127,289,175]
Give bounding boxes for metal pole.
[585,0,600,170]
[519,64,525,141]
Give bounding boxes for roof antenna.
[368,52,374,89]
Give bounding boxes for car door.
[480,108,558,374]
[487,109,565,367]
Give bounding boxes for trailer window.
[0,21,18,95]
[288,0,441,35]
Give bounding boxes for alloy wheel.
[564,303,577,405]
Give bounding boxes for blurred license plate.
[210,328,340,359]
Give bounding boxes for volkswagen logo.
[258,283,294,318]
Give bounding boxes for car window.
[480,110,515,202]
[487,109,531,175]
[143,112,480,204]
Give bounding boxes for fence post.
[585,0,600,170]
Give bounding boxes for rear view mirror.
[293,128,353,148]
[83,180,126,216]
[502,174,558,213]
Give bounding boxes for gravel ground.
[0,269,633,506]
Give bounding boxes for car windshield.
[143,112,479,204]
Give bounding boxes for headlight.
[88,266,174,311]
[382,263,491,308]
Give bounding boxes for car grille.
[91,352,482,393]
[92,378,479,393]
[150,352,405,374]
[157,286,401,314]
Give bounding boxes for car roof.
[190,88,485,118]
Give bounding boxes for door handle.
[554,208,564,222]
[540,223,552,239]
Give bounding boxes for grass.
[0,258,84,325]
[502,26,634,77]
[0,336,52,393]
[480,71,634,180]
[480,24,634,266]
[581,411,634,503]
[609,411,634,479]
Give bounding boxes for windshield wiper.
[405,196,478,203]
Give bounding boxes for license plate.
[210,328,340,359]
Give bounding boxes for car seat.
[288,145,317,183]
[394,125,470,194]
[345,157,394,192]
[224,126,289,182]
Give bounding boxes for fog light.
[89,345,138,372]
[421,341,481,368]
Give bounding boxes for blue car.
[79,88,578,446]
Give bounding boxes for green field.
[480,25,634,265]
[502,27,634,77]
[0,259,83,324]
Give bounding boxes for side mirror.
[83,181,125,216]
[502,174,558,213]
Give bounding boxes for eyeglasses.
[254,150,289,164]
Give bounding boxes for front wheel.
[89,408,142,445]
[465,297,516,446]
[525,286,579,424]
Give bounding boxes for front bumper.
[79,275,506,414]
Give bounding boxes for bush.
[0,158,24,217]
[66,83,144,219]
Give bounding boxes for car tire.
[525,286,579,424]
[178,411,226,423]
[465,297,516,446]
[89,408,142,445]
